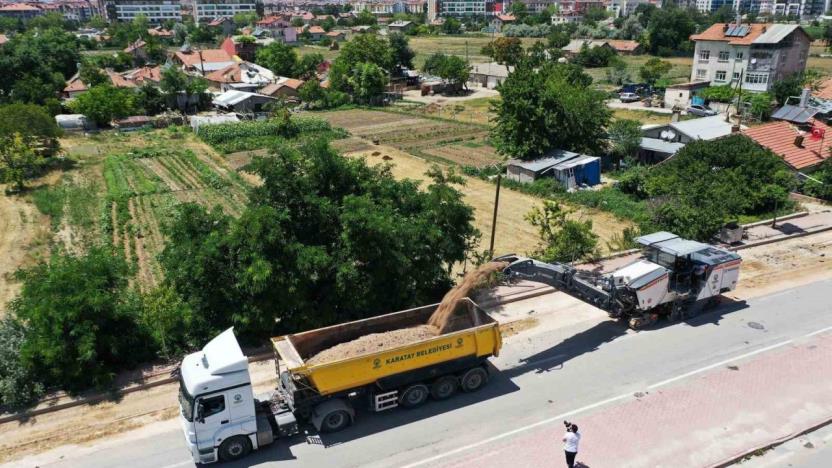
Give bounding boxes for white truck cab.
[179,329,265,464]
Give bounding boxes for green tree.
[389,32,415,71]
[329,34,393,92]
[296,52,325,79]
[0,133,38,192]
[298,79,326,107]
[349,62,388,104]
[0,28,80,104]
[160,137,479,340]
[573,44,616,68]
[442,17,462,34]
[771,73,804,106]
[0,317,45,409]
[437,55,470,93]
[136,83,166,115]
[255,41,299,77]
[69,84,136,126]
[639,57,672,86]
[492,62,610,159]
[10,247,153,392]
[508,2,528,21]
[79,61,108,87]
[607,119,642,168]
[802,159,832,201]
[356,9,377,26]
[644,7,696,55]
[0,103,63,155]
[483,36,524,70]
[645,135,793,240]
[526,201,598,263]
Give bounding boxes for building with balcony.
[105,0,182,23]
[193,0,256,21]
[689,23,810,93]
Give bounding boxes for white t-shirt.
[563,431,580,452]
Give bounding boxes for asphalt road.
[8,278,832,468]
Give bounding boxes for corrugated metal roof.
[771,105,818,124]
[470,62,513,78]
[753,24,798,44]
[636,231,678,246]
[213,90,275,107]
[670,115,733,140]
[640,137,685,154]
[507,149,580,172]
[553,155,599,169]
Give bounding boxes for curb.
[711,417,832,467]
[740,211,808,229]
[730,224,832,251]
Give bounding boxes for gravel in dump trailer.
[306,325,439,365]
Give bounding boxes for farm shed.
[663,81,710,110]
[642,115,734,144]
[506,150,601,189]
[469,62,513,89]
[639,137,685,163]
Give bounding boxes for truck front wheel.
[460,367,489,392]
[218,435,252,462]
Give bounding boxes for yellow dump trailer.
[270,298,501,432]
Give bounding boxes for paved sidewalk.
[436,332,832,468]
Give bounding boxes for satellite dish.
[661,130,676,141]
[750,58,757,64]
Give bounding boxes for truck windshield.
[178,374,195,422]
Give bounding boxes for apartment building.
[105,0,182,23]
[192,0,257,21]
[689,22,810,93]
[439,0,486,15]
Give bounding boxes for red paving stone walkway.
[442,333,832,468]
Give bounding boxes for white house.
[689,22,810,93]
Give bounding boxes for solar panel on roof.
[725,25,750,37]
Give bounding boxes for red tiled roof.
[206,63,243,83]
[280,78,304,90]
[325,31,343,37]
[606,39,640,52]
[147,27,173,37]
[690,23,767,45]
[124,39,146,53]
[496,14,515,22]
[743,120,832,170]
[107,69,137,88]
[308,26,325,34]
[63,75,87,93]
[814,78,832,100]
[174,49,233,66]
[209,17,230,26]
[126,66,162,84]
[0,3,41,11]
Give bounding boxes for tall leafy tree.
[389,32,415,72]
[69,84,136,126]
[160,137,479,340]
[349,62,388,104]
[0,133,38,192]
[0,103,63,155]
[607,119,642,169]
[256,42,299,77]
[639,57,672,86]
[526,201,598,263]
[10,247,152,392]
[644,7,696,55]
[492,62,610,159]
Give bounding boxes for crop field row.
[313,109,500,167]
[29,130,251,292]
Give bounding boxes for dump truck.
[497,231,742,329]
[178,298,501,464]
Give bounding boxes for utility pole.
[489,174,502,257]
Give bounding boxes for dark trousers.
[565,450,577,468]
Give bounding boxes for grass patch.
[31,185,66,229]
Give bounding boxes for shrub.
[0,317,45,410]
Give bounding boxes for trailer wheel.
[430,376,458,400]
[460,367,489,392]
[399,384,429,408]
[218,435,252,462]
[320,409,352,433]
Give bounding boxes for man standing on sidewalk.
[562,422,581,468]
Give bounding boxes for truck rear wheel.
[430,376,458,400]
[460,367,488,392]
[399,384,429,408]
[320,409,351,433]
[218,435,252,462]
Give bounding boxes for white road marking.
[403,325,832,468]
[157,461,192,468]
[647,339,793,390]
[805,325,832,338]
[399,392,633,468]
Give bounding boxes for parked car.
[686,104,718,117]
[619,92,640,103]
